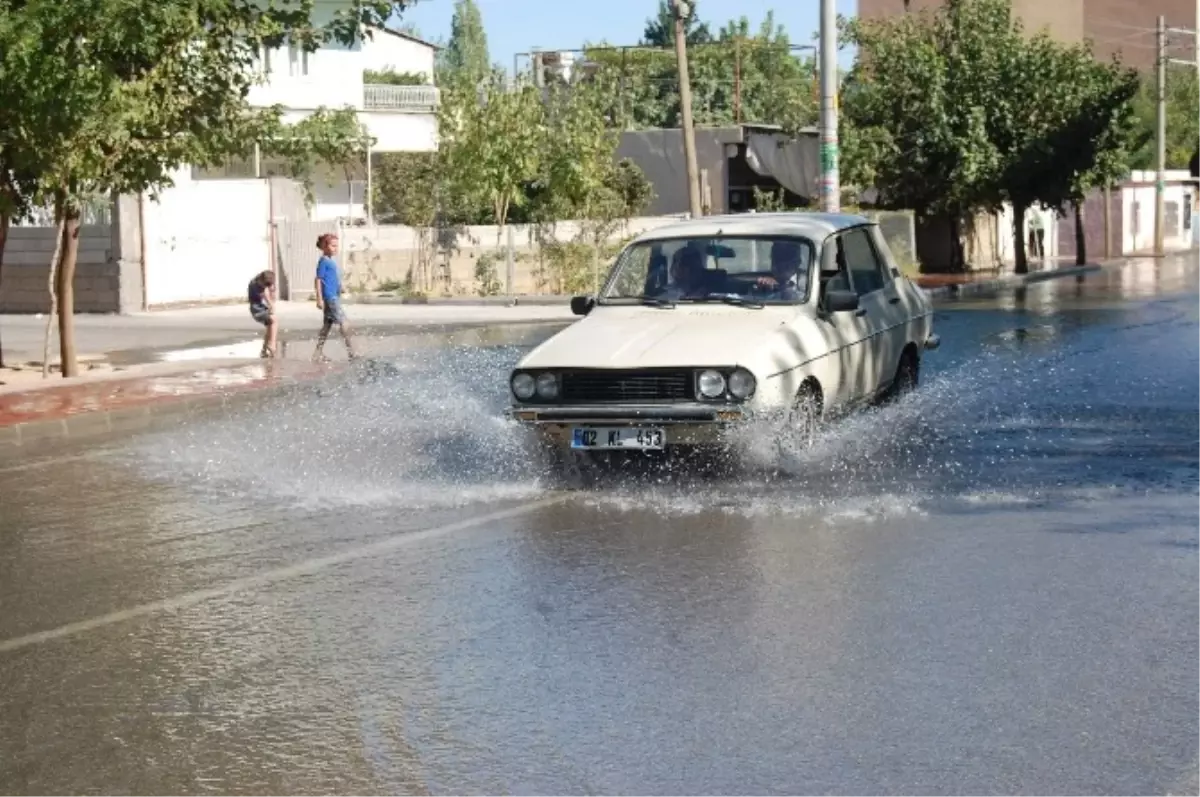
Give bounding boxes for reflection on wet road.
[0,257,1196,794]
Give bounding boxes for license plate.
[571,426,666,450]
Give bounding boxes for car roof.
[630,212,873,245]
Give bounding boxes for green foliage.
[473,251,502,296]
[438,70,544,230]
[840,0,1143,271]
[584,11,816,132]
[438,0,490,84]
[752,186,789,212]
[372,151,439,226]
[1128,68,1199,171]
[261,107,372,204]
[642,0,712,46]
[364,68,431,86]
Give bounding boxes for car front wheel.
[777,384,822,462]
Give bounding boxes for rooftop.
[633,212,872,243]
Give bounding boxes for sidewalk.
[0,358,344,448]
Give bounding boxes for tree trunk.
[1012,202,1029,275]
[1073,201,1086,266]
[948,214,965,272]
[0,212,8,370]
[56,209,81,378]
[42,215,64,379]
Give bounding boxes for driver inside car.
[754,240,806,300]
[659,245,708,300]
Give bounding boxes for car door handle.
[855,308,868,317]
[888,296,900,305]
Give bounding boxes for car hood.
[518,305,801,370]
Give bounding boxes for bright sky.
[396,0,859,69]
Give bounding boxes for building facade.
[858,0,1197,70]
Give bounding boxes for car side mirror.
[824,289,859,313]
[570,295,595,316]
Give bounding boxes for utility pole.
[673,0,703,217]
[819,0,840,213]
[1154,15,1166,256]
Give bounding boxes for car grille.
[560,369,695,403]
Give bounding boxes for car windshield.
[599,235,816,306]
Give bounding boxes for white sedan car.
[506,212,939,474]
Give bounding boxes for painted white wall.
[142,169,271,306]
[363,111,438,152]
[360,29,436,80]
[1121,182,1193,254]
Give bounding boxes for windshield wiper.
[637,295,676,308]
[695,292,764,309]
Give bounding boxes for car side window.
[840,227,887,296]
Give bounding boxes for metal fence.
[362,84,439,113]
[12,196,112,227]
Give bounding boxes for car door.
[838,226,895,399]
[815,235,871,408]
[868,225,920,384]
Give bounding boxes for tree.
[642,0,712,46]
[439,0,490,84]
[0,0,410,377]
[841,0,1008,269]
[261,107,373,211]
[438,70,543,236]
[1129,68,1199,171]
[584,10,816,131]
[1063,59,1141,264]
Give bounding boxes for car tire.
[778,384,822,461]
[888,348,920,401]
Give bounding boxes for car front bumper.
[505,403,749,447]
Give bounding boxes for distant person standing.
[313,233,357,361]
[248,270,278,358]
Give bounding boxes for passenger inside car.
[753,240,809,300]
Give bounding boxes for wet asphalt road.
[0,257,1196,795]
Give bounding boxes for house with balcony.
[194,16,440,222]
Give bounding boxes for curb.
[0,366,345,451]
[919,263,1103,299]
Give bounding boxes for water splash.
[127,299,1198,519]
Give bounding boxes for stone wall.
[0,226,118,313]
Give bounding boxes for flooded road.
[0,257,1196,794]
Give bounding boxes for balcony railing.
[363,84,439,113]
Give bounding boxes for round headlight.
[728,368,756,399]
[511,372,536,400]
[697,369,726,399]
[535,372,559,399]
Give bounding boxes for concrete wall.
[322,215,688,297]
[142,169,272,307]
[1122,178,1194,254]
[617,128,745,217]
[0,226,118,313]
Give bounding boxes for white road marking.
[0,496,568,655]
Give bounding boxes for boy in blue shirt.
[313,233,358,361]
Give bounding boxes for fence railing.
[363,84,439,113]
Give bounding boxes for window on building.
[261,45,272,75]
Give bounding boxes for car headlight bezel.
[535,372,560,400]
[696,369,727,400]
[728,368,757,400]
[511,372,537,401]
